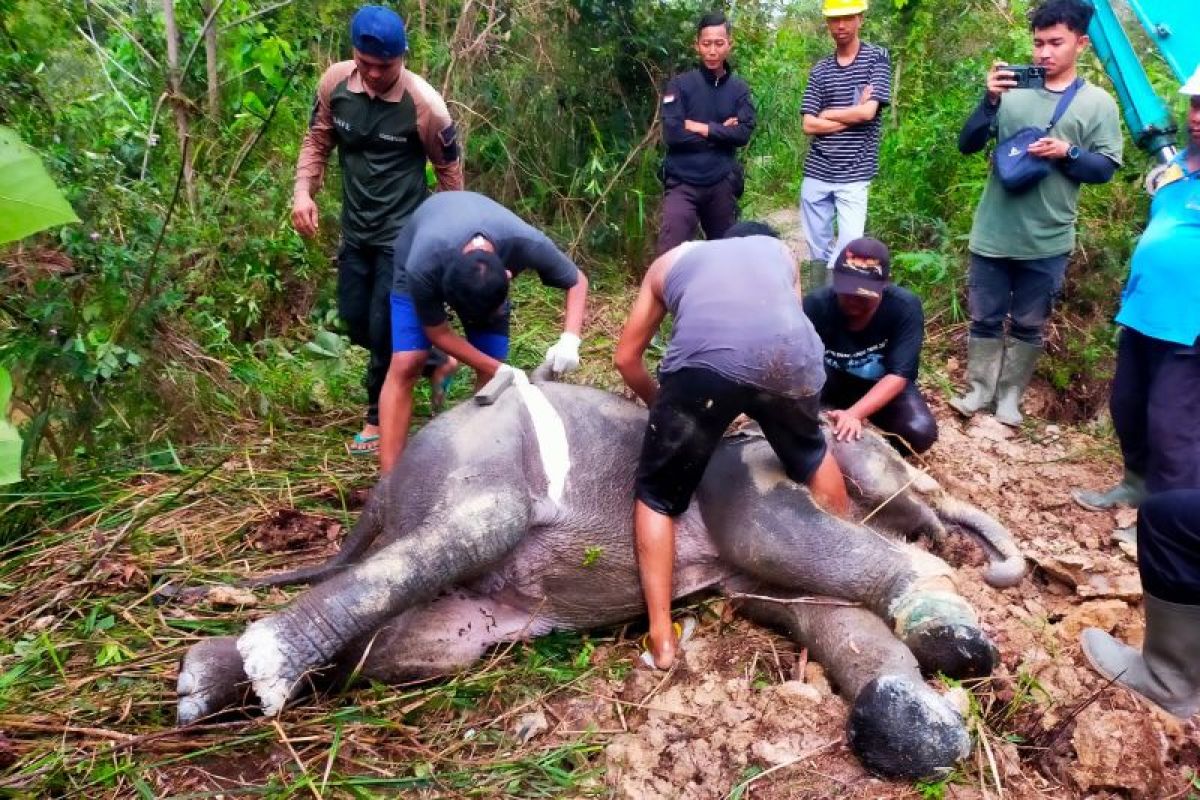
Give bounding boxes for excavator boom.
[1088,0,1199,161]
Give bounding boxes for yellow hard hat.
[823,0,868,17]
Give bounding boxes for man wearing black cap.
[803,238,938,455]
[378,191,589,474]
[292,5,464,456]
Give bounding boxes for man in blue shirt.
[1072,70,1200,538]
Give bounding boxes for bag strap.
[1045,77,1085,132]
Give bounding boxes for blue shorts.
[390,293,510,360]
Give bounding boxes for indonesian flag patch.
[663,94,676,104]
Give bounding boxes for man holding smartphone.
[951,0,1122,426]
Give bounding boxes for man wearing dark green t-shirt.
[291,6,463,456]
[951,0,1122,427]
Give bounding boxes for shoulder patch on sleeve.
[439,124,459,162]
[663,94,676,104]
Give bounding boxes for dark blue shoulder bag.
[994,78,1084,193]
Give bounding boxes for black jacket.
[661,63,756,186]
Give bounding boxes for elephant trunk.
[934,496,1026,588]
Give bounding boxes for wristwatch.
[1066,144,1081,161]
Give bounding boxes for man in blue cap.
[292,5,464,457]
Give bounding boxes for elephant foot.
[177,636,254,724]
[236,617,321,717]
[891,589,997,680]
[847,675,971,779]
[903,621,998,680]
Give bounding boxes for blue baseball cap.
[351,6,407,58]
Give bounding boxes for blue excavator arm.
[1088,0,1199,161]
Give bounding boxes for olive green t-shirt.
[969,82,1123,259]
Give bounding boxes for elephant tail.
[238,487,386,589]
[934,496,1025,589]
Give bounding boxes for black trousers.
[336,241,394,426]
[1110,328,1200,495]
[656,175,739,256]
[1138,491,1200,605]
[821,371,938,456]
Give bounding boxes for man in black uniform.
[657,10,756,255]
[803,238,938,455]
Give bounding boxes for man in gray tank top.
[615,221,850,670]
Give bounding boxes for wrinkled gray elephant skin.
[179,381,1025,779]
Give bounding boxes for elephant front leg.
[701,473,996,680]
[729,580,970,780]
[237,491,530,716]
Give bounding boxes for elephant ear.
[0,125,79,244]
[0,367,21,486]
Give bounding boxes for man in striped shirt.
[799,0,892,284]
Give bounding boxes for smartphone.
[1007,65,1046,90]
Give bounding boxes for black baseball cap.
[832,237,890,299]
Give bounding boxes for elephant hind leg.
[177,637,254,725]
[237,490,532,716]
[178,592,552,724]
[353,590,554,684]
[727,578,970,780]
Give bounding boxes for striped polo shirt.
[801,42,892,184]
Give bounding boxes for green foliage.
[0,0,1159,477]
[0,367,19,484]
[0,125,79,243]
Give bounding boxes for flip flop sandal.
[639,616,698,670]
[347,432,381,456]
[431,375,455,414]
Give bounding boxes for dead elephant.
[177,377,1024,779]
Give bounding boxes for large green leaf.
[0,367,20,485]
[0,125,79,244]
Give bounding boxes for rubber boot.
[1081,595,1200,719]
[1072,469,1147,511]
[993,338,1040,427]
[1112,526,1137,549]
[949,337,1004,417]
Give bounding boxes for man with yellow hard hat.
[799,0,891,286]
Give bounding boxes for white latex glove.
[544,332,582,375]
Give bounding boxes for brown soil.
[247,508,344,554]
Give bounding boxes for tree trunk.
[201,1,220,120]
[161,0,196,208]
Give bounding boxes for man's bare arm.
[615,255,671,406]
[425,323,502,380]
[803,114,849,136]
[819,99,880,125]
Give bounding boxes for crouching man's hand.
[544,332,582,375]
[827,409,864,442]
